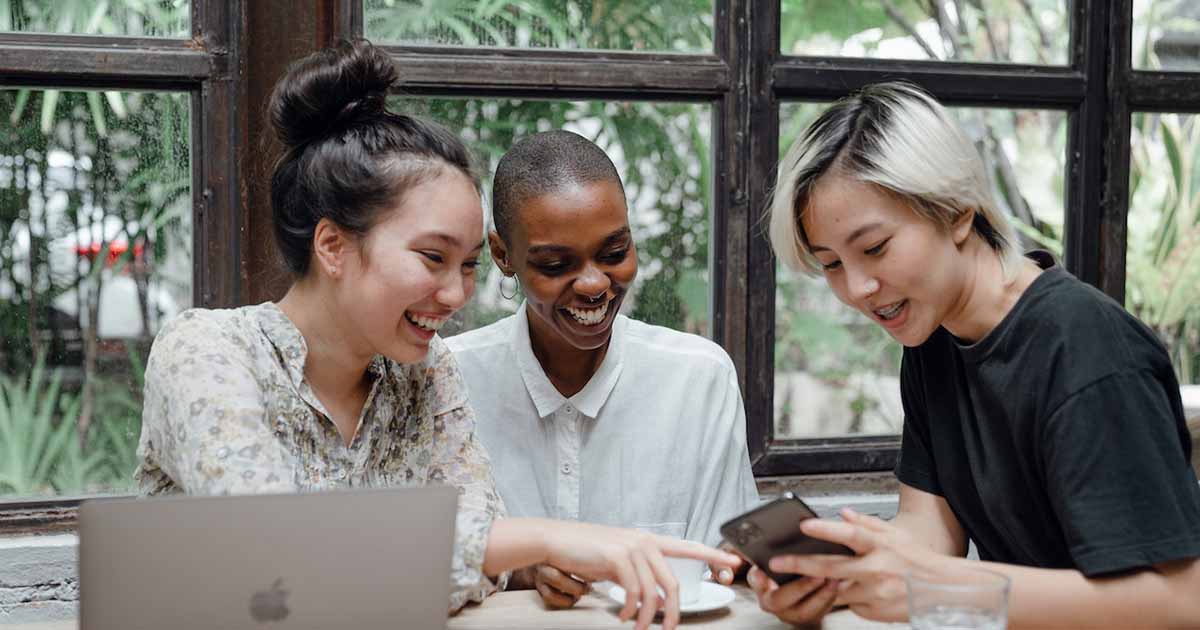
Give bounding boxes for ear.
[488,230,514,276]
[952,208,975,246]
[312,218,350,278]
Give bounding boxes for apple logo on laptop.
[249,578,290,623]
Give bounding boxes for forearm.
[889,510,965,557]
[482,517,552,577]
[960,557,1200,629]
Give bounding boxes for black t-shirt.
[896,251,1200,577]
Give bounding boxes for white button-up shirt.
[446,305,759,547]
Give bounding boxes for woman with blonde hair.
[755,81,1200,628]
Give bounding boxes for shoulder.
[149,306,262,369]
[407,335,471,415]
[621,317,737,380]
[1017,269,1167,369]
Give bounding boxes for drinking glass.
[906,567,1010,630]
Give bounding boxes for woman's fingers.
[786,578,839,624]
[769,553,859,580]
[534,579,579,609]
[841,508,891,533]
[631,550,661,630]
[747,565,775,597]
[656,537,741,568]
[800,518,878,555]
[539,565,589,598]
[756,576,839,625]
[645,547,681,630]
[611,554,641,622]
[762,575,825,611]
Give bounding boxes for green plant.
[1127,112,1200,384]
[0,355,84,495]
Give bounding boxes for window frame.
[0,0,247,524]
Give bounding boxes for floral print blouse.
[135,303,506,611]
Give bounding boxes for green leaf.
[9,88,31,126]
[39,89,60,135]
[1163,118,1183,204]
[87,92,108,137]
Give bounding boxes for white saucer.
[601,581,736,615]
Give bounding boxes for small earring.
[499,274,519,300]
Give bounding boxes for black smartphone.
[719,493,854,585]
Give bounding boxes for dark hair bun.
[269,39,398,149]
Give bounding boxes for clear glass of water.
[906,567,1010,630]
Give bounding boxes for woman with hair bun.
[134,40,736,629]
[754,81,1200,628]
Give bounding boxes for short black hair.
[268,39,478,276]
[491,130,625,243]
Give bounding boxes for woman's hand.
[747,565,840,625]
[539,521,741,630]
[532,563,590,609]
[766,508,951,623]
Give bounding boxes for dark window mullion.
[726,0,777,470]
[383,48,729,98]
[1128,72,1200,111]
[0,36,211,89]
[774,58,1085,107]
[756,438,902,476]
[193,0,246,308]
[1096,0,1134,300]
[335,0,361,42]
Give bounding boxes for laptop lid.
[79,486,458,630]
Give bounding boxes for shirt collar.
[257,302,309,389]
[256,301,386,392]
[510,303,626,419]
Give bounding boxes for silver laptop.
[79,486,458,630]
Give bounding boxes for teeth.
[564,301,609,326]
[406,312,446,331]
[874,301,905,320]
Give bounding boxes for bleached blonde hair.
[767,82,1022,278]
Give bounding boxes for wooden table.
[448,585,905,629]
[10,585,902,629]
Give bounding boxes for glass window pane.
[394,97,711,338]
[1128,112,1200,385]
[774,102,1066,439]
[0,1,189,38]
[366,1,713,53]
[781,0,1068,65]
[0,88,191,499]
[1134,0,1200,72]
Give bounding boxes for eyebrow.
[425,233,463,248]
[526,227,632,256]
[809,222,883,253]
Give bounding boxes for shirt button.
[561,463,571,475]
[563,405,575,415]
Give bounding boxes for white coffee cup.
[666,557,705,606]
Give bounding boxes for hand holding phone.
[719,493,853,585]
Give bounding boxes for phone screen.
[719,494,853,585]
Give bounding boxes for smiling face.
[333,168,484,363]
[493,179,638,352]
[802,175,972,348]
